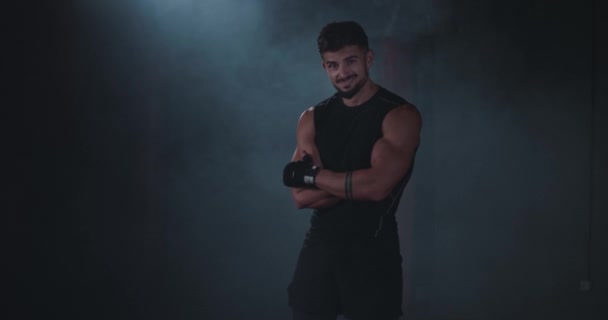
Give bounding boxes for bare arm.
[314,104,421,201]
[289,108,342,209]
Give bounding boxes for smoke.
[25,0,600,319]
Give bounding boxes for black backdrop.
[9,0,607,319]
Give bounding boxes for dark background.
[9,0,607,319]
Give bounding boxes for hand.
[282,154,320,188]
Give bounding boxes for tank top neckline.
[337,86,384,110]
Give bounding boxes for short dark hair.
[317,21,369,54]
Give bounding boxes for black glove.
[283,154,320,188]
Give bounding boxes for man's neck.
[342,80,379,107]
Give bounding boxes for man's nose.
[337,64,350,79]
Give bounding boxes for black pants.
[292,309,399,320]
[288,232,403,320]
[292,309,336,320]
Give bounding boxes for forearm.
[291,187,342,209]
[314,168,388,202]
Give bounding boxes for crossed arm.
[289,107,342,209]
[289,104,422,209]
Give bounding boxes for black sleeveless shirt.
[309,86,416,241]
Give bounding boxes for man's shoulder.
[300,93,339,118]
[376,86,408,107]
[312,93,339,110]
[375,86,420,117]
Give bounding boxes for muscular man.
[282,21,422,320]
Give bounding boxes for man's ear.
[366,49,374,68]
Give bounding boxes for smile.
[338,75,356,84]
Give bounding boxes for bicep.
[293,108,323,167]
[370,105,421,184]
[291,125,342,207]
[291,108,323,198]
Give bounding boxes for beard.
[334,71,368,99]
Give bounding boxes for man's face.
[321,45,373,99]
